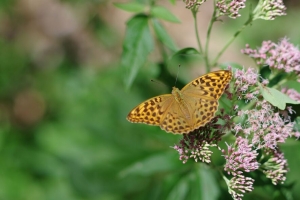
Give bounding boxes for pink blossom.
[216,0,246,19]
[242,38,300,75]
[223,137,259,175]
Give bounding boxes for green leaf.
[166,175,189,200]
[166,166,220,200]
[282,80,300,93]
[121,15,154,89]
[170,47,202,64]
[259,83,300,110]
[294,117,300,130]
[113,2,146,13]
[152,19,178,52]
[150,6,180,23]
[119,152,179,177]
[171,47,200,58]
[259,65,272,80]
[199,167,220,200]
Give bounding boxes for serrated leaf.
[113,2,146,13]
[121,15,153,89]
[150,6,180,23]
[259,83,300,110]
[152,19,178,52]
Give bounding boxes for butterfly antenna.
[150,79,167,87]
[174,64,181,86]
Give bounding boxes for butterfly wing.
[160,100,194,134]
[183,95,219,131]
[127,95,174,126]
[181,70,232,100]
[159,96,219,134]
[179,70,232,131]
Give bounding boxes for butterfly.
[127,70,232,134]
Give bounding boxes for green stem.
[204,4,217,72]
[211,14,253,67]
[192,10,203,55]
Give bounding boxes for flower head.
[233,68,264,101]
[235,100,295,150]
[261,149,288,185]
[183,0,206,9]
[226,175,255,200]
[223,137,259,176]
[173,107,233,164]
[253,0,286,20]
[242,38,300,75]
[216,0,246,19]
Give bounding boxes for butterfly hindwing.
[191,97,219,129]
[160,101,193,134]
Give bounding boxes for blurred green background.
[0,0,300,200]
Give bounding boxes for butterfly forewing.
[126,95,174,125]
[181,70,232,100]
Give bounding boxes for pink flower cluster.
[223,137,259,176]
[216,0,246,19]
[241,38,300,74]
[173,113,231,164]
[235,100,295,149]
[253,0,286,20]
[261,149,288,185]
[227,175,254,200]
[233,68,268,101]
[174,64,299,199]
[183,0,206,9]
[223,67,298,199]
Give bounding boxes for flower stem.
[204,3,217,72]
[211,13,253,67]
[193,10,203,55]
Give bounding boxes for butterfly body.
[172,87,191,119]
[127,70,232,134]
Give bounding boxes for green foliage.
[152,19,178,52]
[114,2,146,13]
[259,84,299,110]
[121,14,154,89]
[150,6,180,23]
